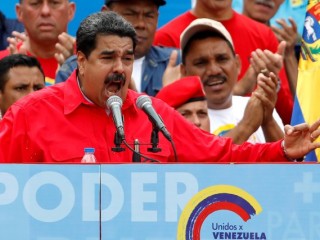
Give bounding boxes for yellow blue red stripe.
[176,185,262,240]
[291,1,320,161]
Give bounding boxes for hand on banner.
[282,119,320,160]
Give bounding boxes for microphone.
[106,96,125,141]
[136,95,172,141]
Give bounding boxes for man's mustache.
[105,73,126,84]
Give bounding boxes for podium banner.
[0,163,320,239]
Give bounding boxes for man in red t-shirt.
[242,0,299,96]
[0,0,76,86]
[154,0,293,125]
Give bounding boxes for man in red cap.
[156,76,210,132]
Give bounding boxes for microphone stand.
[132,139,141,162]
[112,131,125,152]
[147,125,161,153]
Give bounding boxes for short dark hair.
[0,54,45,91]
[76,11,137,58]
[182,31,235,64]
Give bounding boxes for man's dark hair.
[182,31,235,64]
[0,54,45,91]
[76,11,137,58]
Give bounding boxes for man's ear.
[235,54,242,77]
[68,2,76,22]
[180,63,187,77]
[15,3,23,22]
[101,5,110,12]
[77,51,86,76]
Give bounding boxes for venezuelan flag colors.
[291,0,320,161]
[176,185,262,240]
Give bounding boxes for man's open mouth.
[104,74,126,96]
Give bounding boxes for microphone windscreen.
[107,95,123,108]
[136,95,151,109]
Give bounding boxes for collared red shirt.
[0,71,288,163]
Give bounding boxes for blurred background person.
[156,76,210,132]
[0,0,76,86]
[0,54,45,119]
[0,10,24,50]
[232,0,307,36]
[242,0,299,95]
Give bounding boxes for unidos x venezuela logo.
[177,185,264,240]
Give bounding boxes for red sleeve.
[153,11,196,48]
[0,49,10,60]
[0,106,43,163]
[276,68,294,125]
[154,29,180,48]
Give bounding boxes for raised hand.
[162,50,181,87]
[250,41,286,77]
[283,119,320,160]
[255,72,278,124]
[271,18,298,54]
[253,72,284,141]
[54,32,76,66]
[6,31,28,55]
[271,18,298,94]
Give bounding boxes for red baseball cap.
[156,76,206,109]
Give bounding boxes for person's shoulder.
[0,49,10,59]
[148,46,180,61]
[157,11,192,30]
[12,83,65,112]
[64,55,77,64]
[4,18,24,33]
[230,12,277,48]
[58,55,77,73]
[234,12,273,33]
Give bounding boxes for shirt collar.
[63,71,95,115]
[63,70,139,115]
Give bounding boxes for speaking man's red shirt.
[0,71,288,163]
